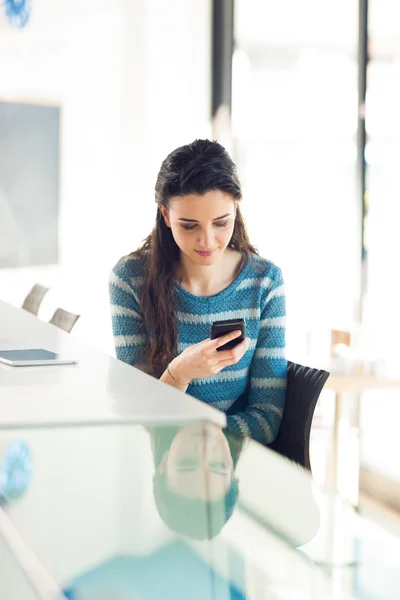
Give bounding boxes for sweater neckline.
[174,254,252,303]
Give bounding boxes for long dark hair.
[136,139,257,377]
[151,425,244,540]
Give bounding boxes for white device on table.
[0,349,78,367]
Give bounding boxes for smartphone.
[211,318,246,352]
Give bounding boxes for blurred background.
[0,0,399,513]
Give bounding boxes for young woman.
[109,139,287,445]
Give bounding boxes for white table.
[0,300,225,429]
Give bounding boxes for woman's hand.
[169,330,250,384]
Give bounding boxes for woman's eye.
[181,221,228,231]
[177,459,197,470]
[209,461,227,469]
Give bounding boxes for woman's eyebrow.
[176,467,196,472]
[213,213,231,221]
[178,213,231,223]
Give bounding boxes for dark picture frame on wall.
[0,100,60,268]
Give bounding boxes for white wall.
[0,0,211,353]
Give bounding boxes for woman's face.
[166,423,234,501]
[161,191,236,267]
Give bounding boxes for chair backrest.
[21,284,49,316]
[49,308,80,333]
[267,361,330,470]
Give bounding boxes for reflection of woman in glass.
[151,422,244,540]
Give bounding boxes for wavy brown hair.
[135,139,258,377]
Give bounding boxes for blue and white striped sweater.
[109,253,287,445]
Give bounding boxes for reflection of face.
[161,191,236,267]
[166,423,234,501]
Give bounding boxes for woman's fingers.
[214,338,250,365]
[177,335,250,380]
[204,330,243,352]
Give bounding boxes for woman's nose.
[197,228,214,249]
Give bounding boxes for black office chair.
[21,284,49,316]
[267,361,330,471]
[49,308,80,333]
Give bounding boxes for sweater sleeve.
[227,266,287,445]
[108,258,149,371]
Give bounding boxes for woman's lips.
[195,249,216,257]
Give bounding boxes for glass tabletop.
[0,420,399,600]
[0,535,42,600]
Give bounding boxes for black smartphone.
[211,318,246,352]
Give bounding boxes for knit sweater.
[109,253,287,445]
